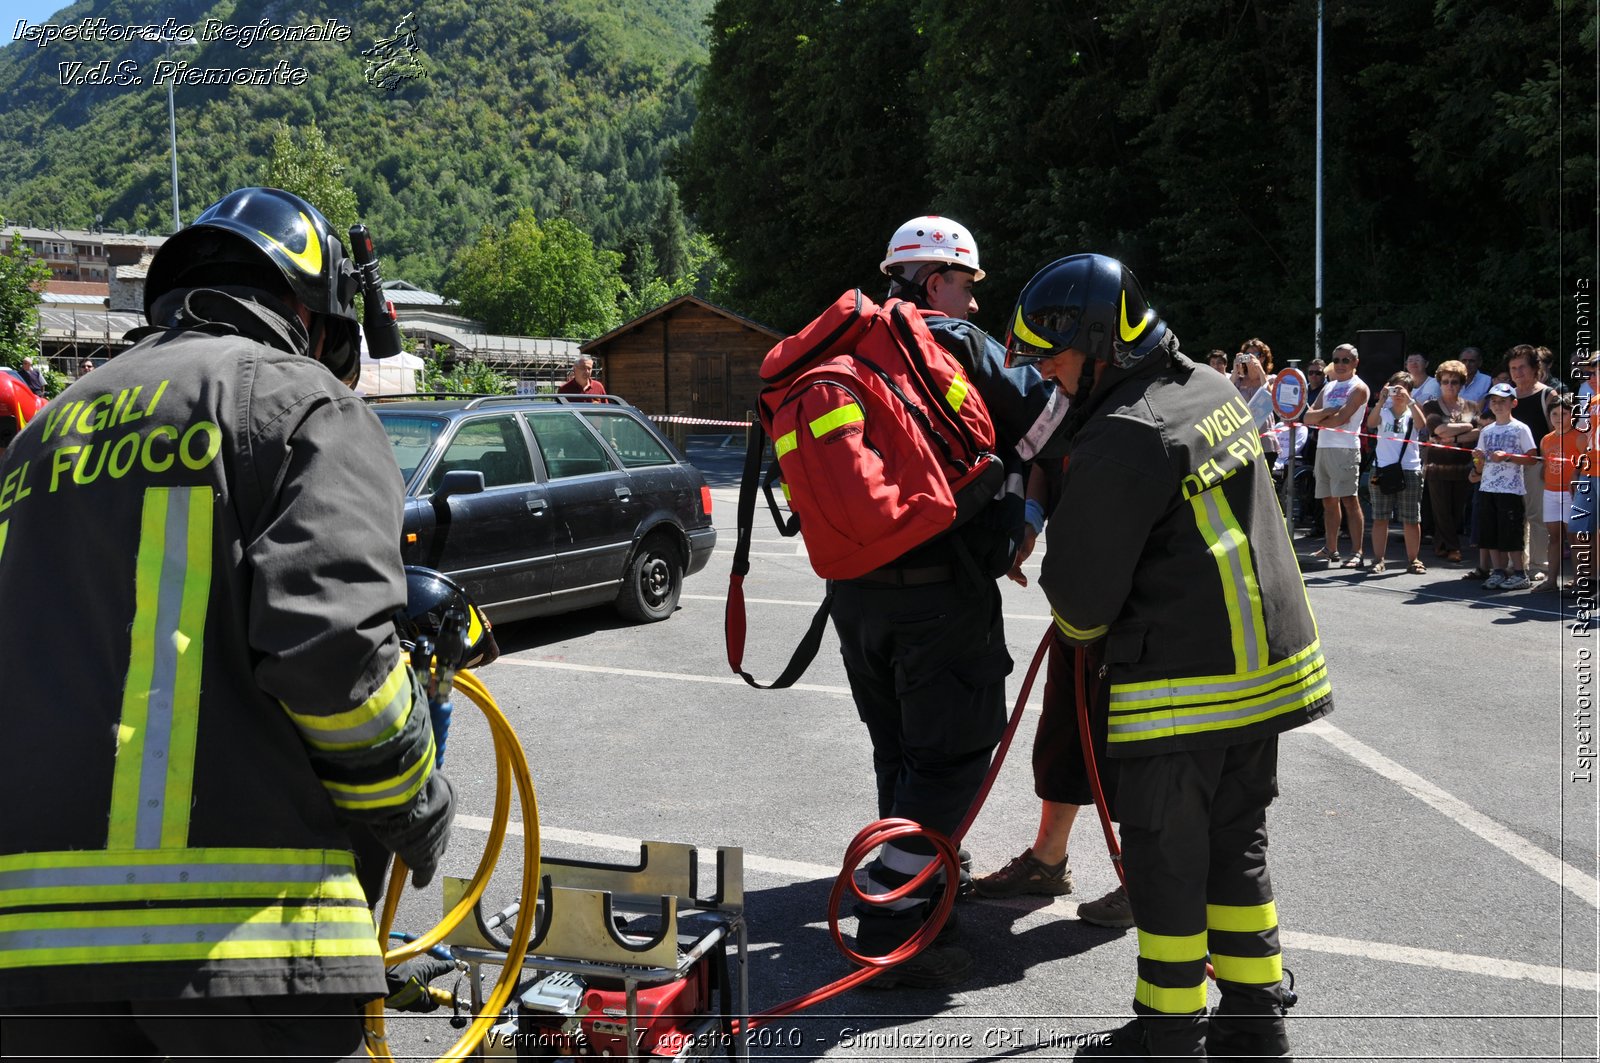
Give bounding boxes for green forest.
[0,0,1595,366]
[0,0,712,294]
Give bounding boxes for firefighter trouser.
[832,576,1010,939]
[1114,736,1285,1057]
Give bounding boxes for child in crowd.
[1474,382,1541,590]
[1540,395,1581,592]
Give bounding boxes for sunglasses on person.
[1331,357,1355,365]
[1439,376,1464,385]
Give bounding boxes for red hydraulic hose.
[738,625,1054,1030]
[1074,643,1124,888]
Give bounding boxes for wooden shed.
[580,295,782,424]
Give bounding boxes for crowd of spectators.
[1205,341,1585,595]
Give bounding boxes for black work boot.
[854,904,972,991]
[1075,1017,1205,1059]
[1207,1009,1292,1061]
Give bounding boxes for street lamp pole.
[1314,0,1325,364]
[167,78,180,232]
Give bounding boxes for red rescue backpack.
[725,290,1003,688]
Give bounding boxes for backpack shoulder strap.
[724,420,834,689]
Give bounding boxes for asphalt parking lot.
[380,436,1596,1061]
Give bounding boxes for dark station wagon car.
[371,395,717,624]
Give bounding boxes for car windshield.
[377,412,449,484]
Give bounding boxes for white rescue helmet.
[879,215,985,282]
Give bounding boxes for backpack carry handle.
[762,461,801,537]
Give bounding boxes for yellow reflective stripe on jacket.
[108,486,212,851]
[0,903,380,970]
[1189,487,1268,673]
[1053,609,1109,643]
[1210,952,1283,985]
[1134,976,1207,1014]
[0,847,368,908]
[946,375,970,412]
[283,658,414,751]
[320,734,436,811]
[1137,928,1208,964]
[1110,640,1326,710]
[808,402,863,438]
[774,430,798,459]
[1107,668,1330,743]
[1207,900,1279,933]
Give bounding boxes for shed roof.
[580,294,781,353]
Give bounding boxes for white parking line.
[494,655,853,695]
[453,817,1599,991]
[1303,719,1600,906]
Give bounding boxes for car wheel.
[616,533,682,623]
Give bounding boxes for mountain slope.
[0,0,712,288]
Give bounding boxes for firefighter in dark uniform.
[833,217,1065,990]
[1004,254,1331,1060]
[0,188,454,1060]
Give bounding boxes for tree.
[263,120,360,237]
[675,0,935,330]
[0,238,50,368]
[444,209,625,337]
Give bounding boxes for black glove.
[370,770,455,888]
[384,953,457,1012]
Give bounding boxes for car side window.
[425,414,534,493]
[528,412,617,479]
[378,413,448,484]
[579,411,674,468]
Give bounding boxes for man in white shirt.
[1303,343,1371,565]
[1459,347,1492,405]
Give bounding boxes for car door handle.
[526,497,548,514]
[613,485,632,500]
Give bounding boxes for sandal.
[1370,559,1387,574]
[1340,554,1365,569]
[1445,551,1462,563]
[1408,560,1427,574]
[1309,547,1341,564]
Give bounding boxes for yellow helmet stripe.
[1119,291,1150,343]
[1011,306,1054,351]
[256,212,324,276]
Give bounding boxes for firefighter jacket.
[1039,348,1332,757]
[0,289,447,1007]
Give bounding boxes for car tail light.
[700,485,713,515]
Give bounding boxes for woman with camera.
[1365,372,1431,573]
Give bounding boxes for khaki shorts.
[1314,446,1361,498]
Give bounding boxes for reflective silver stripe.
[0,917,376,953]
[297,665,413,747]
[1196,488,1265,673]
[1108,671,1330,736]
[134,487,195,849]
[879,842,936,876]
[322,736,434,810]
[1016,386,1068,462]
[0,860,342,892]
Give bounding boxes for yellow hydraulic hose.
[364,668,542,1061]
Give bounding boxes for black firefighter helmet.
[394,566,499,671]
[144,187,362,382]
[1003,253,1167,371]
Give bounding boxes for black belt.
[850,564,955,587]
